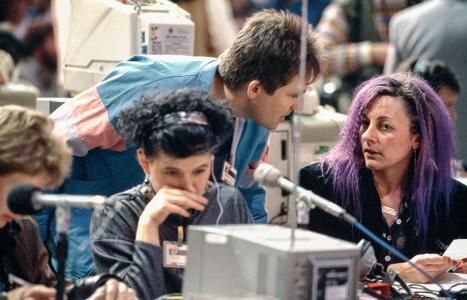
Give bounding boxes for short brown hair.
[0,105,71,187]
[218,9,321,94]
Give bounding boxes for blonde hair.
[0,105,71,187]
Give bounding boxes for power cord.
[268,202,288,224]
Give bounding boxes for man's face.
[249,75,304,130]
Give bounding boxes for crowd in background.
[1,0,465,111]
[0,0,66,97]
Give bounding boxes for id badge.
[163,241,188,268]
[221,160,237,186]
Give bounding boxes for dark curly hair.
[117,88,233,158]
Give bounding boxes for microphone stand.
[55,205,71,300]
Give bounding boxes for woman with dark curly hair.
[90,88,253,300]
[300,73,467,283]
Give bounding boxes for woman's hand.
[136,187,208,245]
[451,258,467,273]
[388,254,452,283]
[87,279,138,300]
[6,285,55,300]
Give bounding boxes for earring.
[413,149,418,168]
[141,174,155,201]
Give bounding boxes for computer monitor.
[183,225,359,300]
[63,0,194,94]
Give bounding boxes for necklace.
[381,205,398,217]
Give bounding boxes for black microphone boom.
[7,184,111,215]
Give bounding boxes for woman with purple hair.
[300,73,467,283]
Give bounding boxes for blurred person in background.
[18,21,65,97]
[397,58,466,175]
[0,0,29,39]
[397,59,460,123]
[315,0,421,112]
[277,0,330,27]
[0,0,51,40]
[228,0,330,28]
[173,0,238,57]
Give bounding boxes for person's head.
[0,31,23,85]
[0,0,28,24]
[0,31,24,65]
[323,73,453,246]
[218,9,321,130]
[118,89,233,195]
[24,21,57,72]
[0,105,71,227]
[399,58,460,122]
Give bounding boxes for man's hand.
[87,279,137,300]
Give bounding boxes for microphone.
[7,184,113,215]
[253,163,350,220]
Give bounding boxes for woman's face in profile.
[141,151,213,195]
[359,96,420,175]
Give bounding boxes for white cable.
[212,161,223,225]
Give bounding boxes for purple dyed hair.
[320,73,454,247]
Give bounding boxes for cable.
[408,283,441,297]
[361,287,392,300]
[212,161,223,225]
[448,282,467,292]
[267,202,288,224]
[336,211,455,299]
